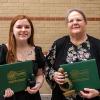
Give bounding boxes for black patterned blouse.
[45,35,100,100]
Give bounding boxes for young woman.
[0,15,45,100]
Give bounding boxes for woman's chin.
[71,32,81,36]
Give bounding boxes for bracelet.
[36,82,41,88]
[36,82,41,85]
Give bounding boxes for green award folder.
[60,59,100,91]
[0,60,36,95]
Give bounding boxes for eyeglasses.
[67,18,84,23]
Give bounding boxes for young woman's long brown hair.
[6,15,34,63]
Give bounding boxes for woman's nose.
[73,19,77,23]
[22,27,26,31]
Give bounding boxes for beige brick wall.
[0,0,100,52]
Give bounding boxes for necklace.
[70,35,88,46]
[17,49,35,61]
[26,50,33,56]
[18,50,34,56]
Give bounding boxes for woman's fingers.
[4,88,14,98]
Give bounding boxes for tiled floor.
[41,94,51,100]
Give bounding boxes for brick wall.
[0,0,100,52]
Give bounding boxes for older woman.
[45,9,100,100]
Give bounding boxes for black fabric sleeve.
[0,44,7,65]
[0,96,4,100]
[35,46,45,70]
[45,42,56,89]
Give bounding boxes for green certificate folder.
[0,60,36,95]
[60,59,100,91]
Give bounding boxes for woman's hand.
[26,68,44,94]
[53,71,65,85]
[4,88,14,98]
[80,88,99,99]
[26,82,41,94]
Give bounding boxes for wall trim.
[0,16,100,21]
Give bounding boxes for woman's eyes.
[68,19,83,23]
[16,25,30,29]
